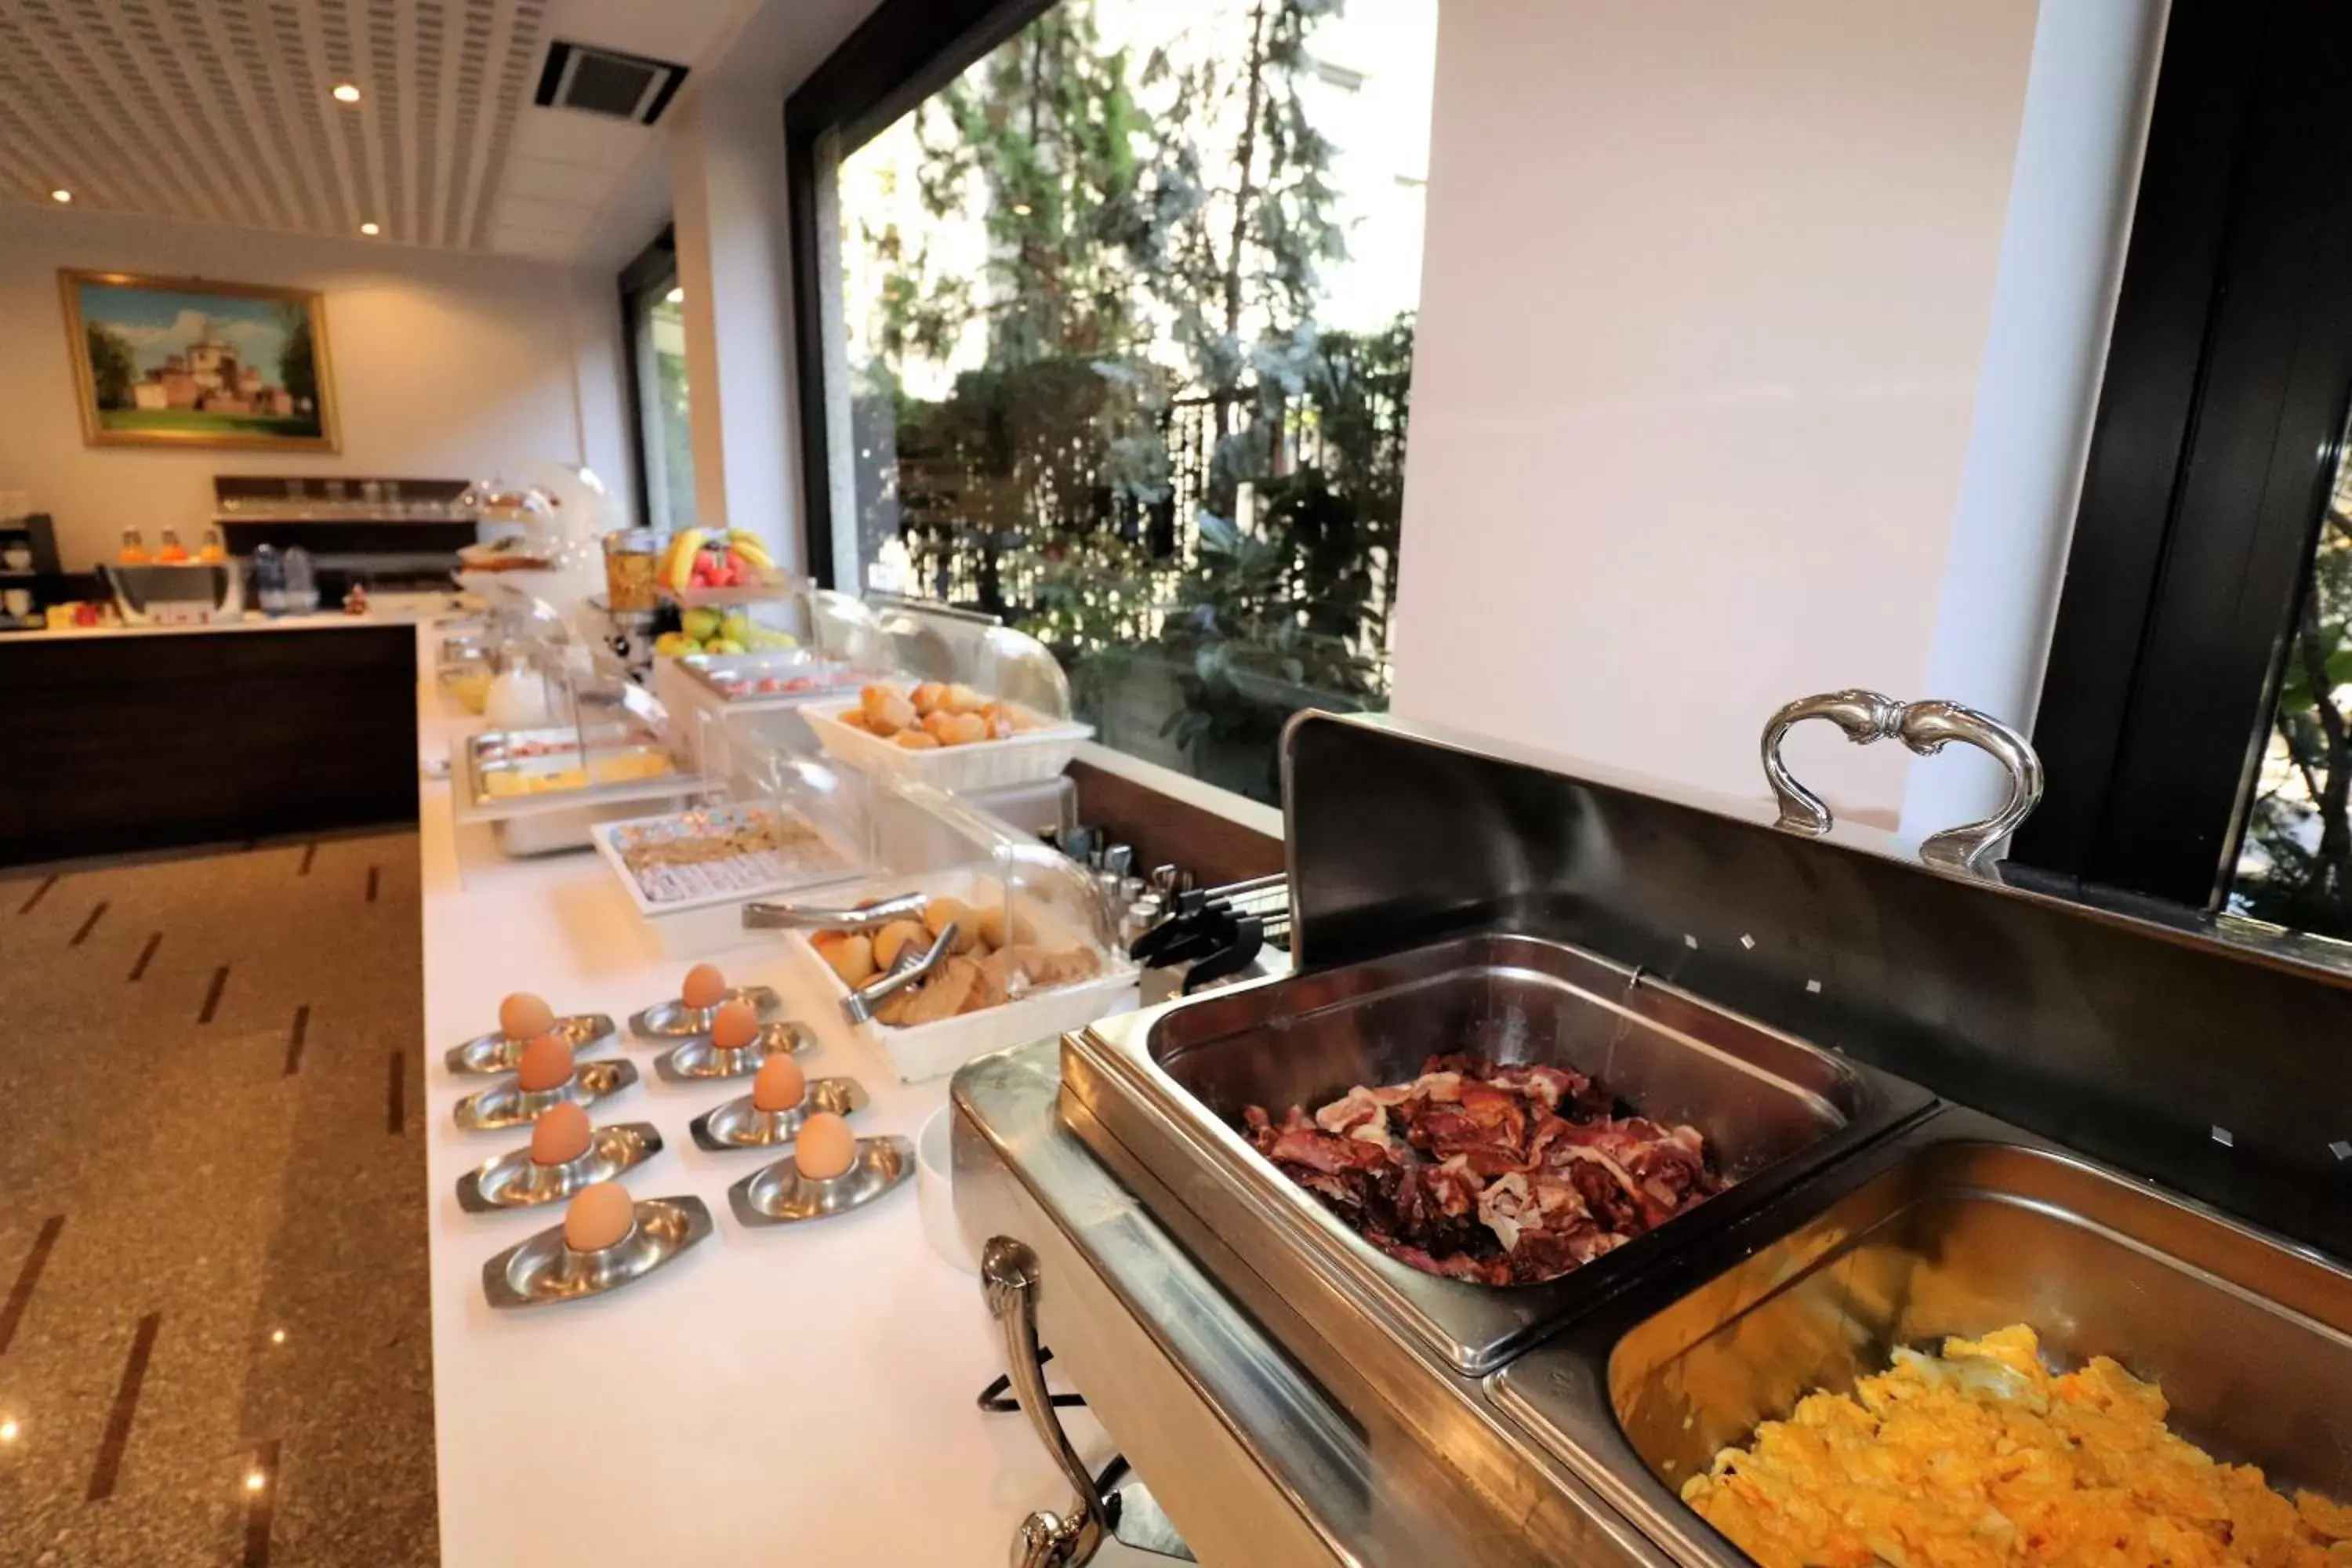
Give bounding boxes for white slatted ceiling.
[0,0,553,250]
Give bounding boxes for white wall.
[0,205,633,568]
[1389,0,2163,828]
[670,85,801,565]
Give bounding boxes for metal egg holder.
[452,981,908,1310]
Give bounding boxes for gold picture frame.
[60,269,341,452]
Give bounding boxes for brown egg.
[751,1056,808,1113]
[793,1112,858,1181]
[530,1102,592,1166]
[681,963,728,1011]
[516,1033,575,1092]
[562,1182,636,1252]
[710,999,760,1051]
[499,992,555,1041]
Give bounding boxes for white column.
[1900,0,2169,839]
[668,85,802,570]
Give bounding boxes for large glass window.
[812,0,1436,802]
[622,234,699,532]
[2229,424,2352,936]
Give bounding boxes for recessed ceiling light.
[245,1470,267,1493]
[359,221,380,236]
[0,1418,18,1443]
[49,188,71,204]
[665,287,683,305]
[332,82,361,103]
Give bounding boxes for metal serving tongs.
[741,893,956,1026]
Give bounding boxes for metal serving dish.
[673,650,873,706]
[655,1019,814,1082]
[728,1135,913,1226]
[445,1012,617,1076]
[691,1078,869,1149]
[1066,932,1930,1377]
[1490,1111,2352,1568]
[460,728,697,857]
[629,985,783,1041]
[481,1195,713,1308]
[452,1058,638,1132]
[457,1122,663,1210]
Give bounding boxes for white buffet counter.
[408,625,1154,1566]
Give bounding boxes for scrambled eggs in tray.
[1683,1324,2352,1568]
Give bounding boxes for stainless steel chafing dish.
[952,710,2352,1567]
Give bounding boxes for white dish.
[916,1102,976,1272]
[775,867,1137,1083]
[802,700,1092,793]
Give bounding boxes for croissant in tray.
[807,895,1100,1025]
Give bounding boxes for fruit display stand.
[654,527,786,601]
[651,586,897,768]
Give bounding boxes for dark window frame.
[782,0,1052,589]
[618,225,681,533]
[2015,0,2352,911]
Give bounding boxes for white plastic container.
[803,700,1092,793]
[774,866,1136,1083]
[916,1103,976,1273]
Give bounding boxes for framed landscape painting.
[60,270,340,452]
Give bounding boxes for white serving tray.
[590,803,869,958]
[771,866,1136,1083]
[802,699,1092,793]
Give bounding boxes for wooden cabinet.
[0,625,417,866]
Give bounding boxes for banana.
[726,531,775,573]
[666,527,706,592]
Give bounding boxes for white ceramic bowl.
[916,1102,977,1273]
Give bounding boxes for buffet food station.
[21,474,2348,1564]
[949,710,2352,1567]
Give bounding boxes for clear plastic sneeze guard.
[747,780,1138,1080]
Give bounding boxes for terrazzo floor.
[0,833,436,1566]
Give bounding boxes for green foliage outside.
[274,301,318,412]
[2232,457,2352,936]
[852,0,1414,800]
[85,323,136,410]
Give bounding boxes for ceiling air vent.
[534,42,688,125]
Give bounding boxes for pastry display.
[1241,1052,1723,1287]
[1684,1323,2352,1568]
[834,681,1050,750]
[808,894,1100,1027]
[605,804,850,906]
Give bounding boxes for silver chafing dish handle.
[741,891,927,931]
[982,1236,1109,1568]
[1761,688,2045,874]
